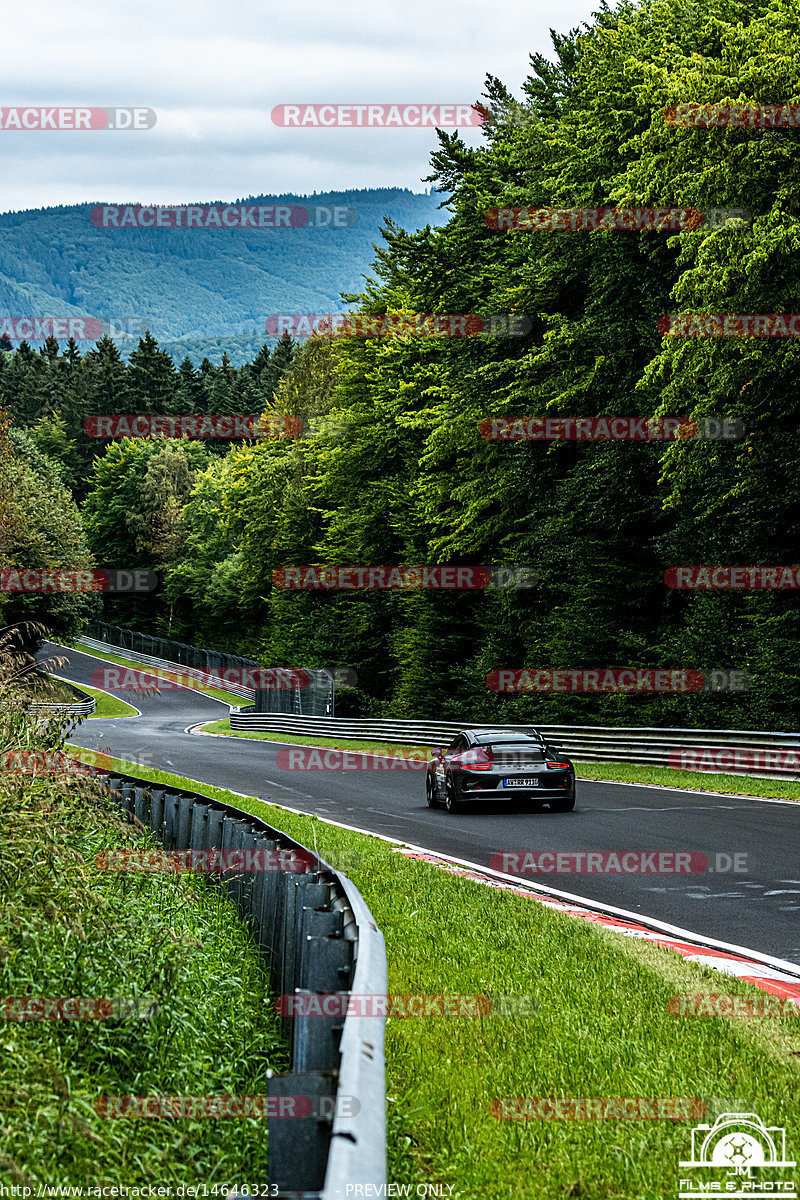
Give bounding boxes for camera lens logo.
[678,1111,796,1197]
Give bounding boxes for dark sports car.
[426,728,576,813]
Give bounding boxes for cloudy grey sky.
[2,0,599,212]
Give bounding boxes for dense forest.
[4,0,800,730]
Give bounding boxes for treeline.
[5,0,800,728]
[0,333,295,494]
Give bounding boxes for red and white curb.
[394,847,800,1005]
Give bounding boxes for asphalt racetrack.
[43,643,800,968]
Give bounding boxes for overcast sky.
[2,0,600,212]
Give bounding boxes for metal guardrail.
[103,767,387,1197]
[227,714,800,780]
[79,627,335,715]
[77,635,255,700]
[27,678,96,718]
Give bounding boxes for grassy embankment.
[36,673,138,718]
[0,754,285,1186]
[65,748,800,1200]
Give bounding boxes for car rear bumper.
[456,780,575,802]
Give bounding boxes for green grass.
[69,751,800,1200]
[573,758,800,800]
[197,720,800,802]
[199,718,433,760]
[58,641,243,708]
[0,766,286,1188]
[26,672,138,719]
[60,678,138,719]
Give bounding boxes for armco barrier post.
[149,787,166,842]
[205,808,226,875]
[273,870,307,999]
[189,801,211,855]
[291,988,347,1074]
[119,781,135,819]
[255,837,279,957]
[268,1072,337,1193]
[133,786,150,830]
[176,795,194,849]
[163,792,179,848]
[281,878,330,1043]
[237,828,263,925]
[228,822,249,909]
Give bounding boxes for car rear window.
[486,742,546,760]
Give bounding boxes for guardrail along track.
[227,714,800,780]
[76,632,334,714]
[27,676,95,719]
[103,769,387,1198]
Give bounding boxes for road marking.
[591,805,752,812]
[582,778,799,806]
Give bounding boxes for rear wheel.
[426,773,438,808]
[444,776,461,813]
[548,794,575,812]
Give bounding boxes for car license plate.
[503,777,539,787]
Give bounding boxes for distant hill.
[0,189,448,365]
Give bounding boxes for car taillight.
[459,748,493,770]
[546,761,570,769]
